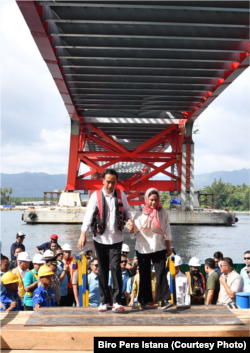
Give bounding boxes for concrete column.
[171,164,176,199]
[181,144,186,210]
[189,143,195,211]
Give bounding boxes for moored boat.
[22,192,238,226]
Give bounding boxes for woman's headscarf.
[140,188,166,237]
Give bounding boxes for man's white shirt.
[81,187,132,245]
[167,271,190,306]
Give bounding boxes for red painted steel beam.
[143,135,172,152]
[80,156,127,190]
[127,192,144,201]
[138,160,178,179]
[78,151,180,158]
[76,179,176,192]
[129,200,144,206]
[66,134,80,190]
[80,156,106,176]
[132,125,177,154]
[81,158,124,178]
[131,159,177,188]
[77,132,86,171]
[88,134,119,153]
[83,157,178,162]
[87,123,128,154]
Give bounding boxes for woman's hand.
[165,239,172,256]
[126,219,134,233]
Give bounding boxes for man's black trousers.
[94,240,123,305]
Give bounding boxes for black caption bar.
[94,337,249,352]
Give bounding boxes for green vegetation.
[160,179,249,211]
[1,179,249,211]
[12,197,45,205]
[0,187,13,205]
[200,179,250,211]
[160,191,171,208]
[1,188,48,205]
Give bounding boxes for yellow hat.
[38,265,54,278]
[1,272,19,285]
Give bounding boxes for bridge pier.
[181,142,195,211]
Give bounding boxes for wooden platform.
[24,306,242,326]
[1,306,249,352]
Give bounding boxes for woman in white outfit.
[129,188,173,310]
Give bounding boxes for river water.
[0,210,249,263]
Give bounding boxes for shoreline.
[0,207,250,214]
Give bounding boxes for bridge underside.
[17,1,250,207]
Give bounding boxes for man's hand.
[63,264,69,272]
[78,231,87,250]
[8,301,17,311]
[126,219,134,233]
[34,303,40,310]
[220,276,227,285]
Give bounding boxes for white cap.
[62,243,72,251]
[174,255,183,266]
[33,253,45,264]
[189,256,201,267]
[122,244,130,252]
[43,250,55,259]
[17,251,31,262]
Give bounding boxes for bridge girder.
[16,1,250,206]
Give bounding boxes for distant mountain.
[0,172,67,197]
[1,169,249,197]
[194,168,250,189]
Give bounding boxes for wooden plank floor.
[1,307,249,352]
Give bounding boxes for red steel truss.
[66,121,185,204]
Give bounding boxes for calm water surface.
[1,210,249,263]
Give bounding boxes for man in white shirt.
[240,250,250,290]
[217,257,244,308]
[78,169,133,312]
[167,255,190,306]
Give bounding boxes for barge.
[22,192,238,226]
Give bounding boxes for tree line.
[160,179,249,211]
[1,187,13,205]
[1,179,249,210]
[200,179,249,211]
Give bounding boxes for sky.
[0,0,250,178]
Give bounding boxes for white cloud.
[1,129,70,174]
[0,0,71,174]
[193,67,250,174]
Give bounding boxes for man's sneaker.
[112,303,125,312]
[140,302,149,308]
[161,300,174,311]
[98,303,108,312]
